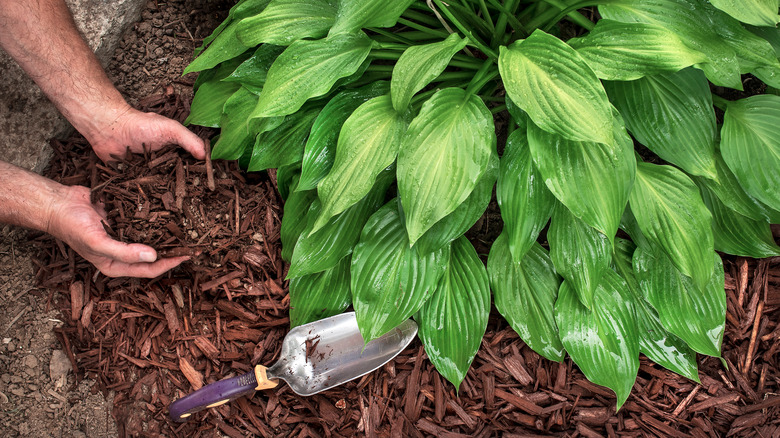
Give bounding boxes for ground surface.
[2,1,780,437]
[0,1,230,436]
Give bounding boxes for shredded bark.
[35,90,780,437]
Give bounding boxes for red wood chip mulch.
[35,90,780,437]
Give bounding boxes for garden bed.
[33,90,780,437]
[29,0,780,436]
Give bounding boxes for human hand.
[47,185,188,278]
[87,106,207,163]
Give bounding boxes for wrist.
[69,96,133,145]
[43,183,79,238]
[0,160,72,233]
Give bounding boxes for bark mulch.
[35,90,780,437]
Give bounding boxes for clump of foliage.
[185,0,780,408]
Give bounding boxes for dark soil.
[26,1,780,437]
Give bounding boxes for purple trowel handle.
[169,371,258,422]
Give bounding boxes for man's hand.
[89,107,206,163]
[46,186,189,278]
[0,0,203,278]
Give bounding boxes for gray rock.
[49,349,72,388]
[0,0,145,173]
[23,354,39,369]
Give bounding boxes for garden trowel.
[169,312,417,421]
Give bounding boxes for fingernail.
[139,250,157,263]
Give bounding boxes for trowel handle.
[169,365,278,422]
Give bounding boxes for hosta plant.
[185,0,780,408]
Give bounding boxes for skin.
[0,0,206,277]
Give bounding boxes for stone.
[50,350,72,389]
[23,354,39,369]
[0,0,145,173]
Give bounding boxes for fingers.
[97,256,189,278]
[87,231,188,277]
[159,117,207,160]
[92,236,159,265]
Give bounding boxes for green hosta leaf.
[193,18,231,59]
[212,87,258,160]
[250,32,373,119]
[192,52,251,92]
[222,44,285,92]
[276,161,301,201]
[629,162,714,290]
[235,0,337,47]
[709,0,780,26]
[298,82,390,192]
[418,236,490,389]
[748,26,780,86]
[391,34,468,112]
[287,170,392,278]
[619,207,652,251]
[612,239,700,382]
[604,68,717,179]
[290,255,352,327]
[185,80,241,128]
[192,0,271,56]
[527,113,636,241]
[352,202,449,343]
[231,0,273,19]
[505,96,528,129]
[693,151,780,223]
[499,29,613,145]
[549,204,612,310]
[699,185,780,258]
[633,246,725,357]
[568,20,707,81]
[314,95,410,231]
[280,178,317,262]
[497,129,554,262]
[488,233,564,362]
[600,0,778,89]
[398,88,495,245]
[555,270,640,410]
[414,154,497,255]
[749,24,780,57]
[721,95,780,210]
[330,0,416,34]
[184,21,251,75]
[248,104,321,171]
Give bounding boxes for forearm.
[0,159,67,233]
[0,0,130,141]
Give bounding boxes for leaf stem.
[402,8,444,27]
[411,88,440,107]
[711,94,730,111]
[397,18,451,38]
[490,103,508,114]
[535,0,595,31]
[541,0,617,33]
[431,0,499,60]
[369,29,418,46]
[490,0,521,45]
[466,59,499,96]
[478,0,495,31]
